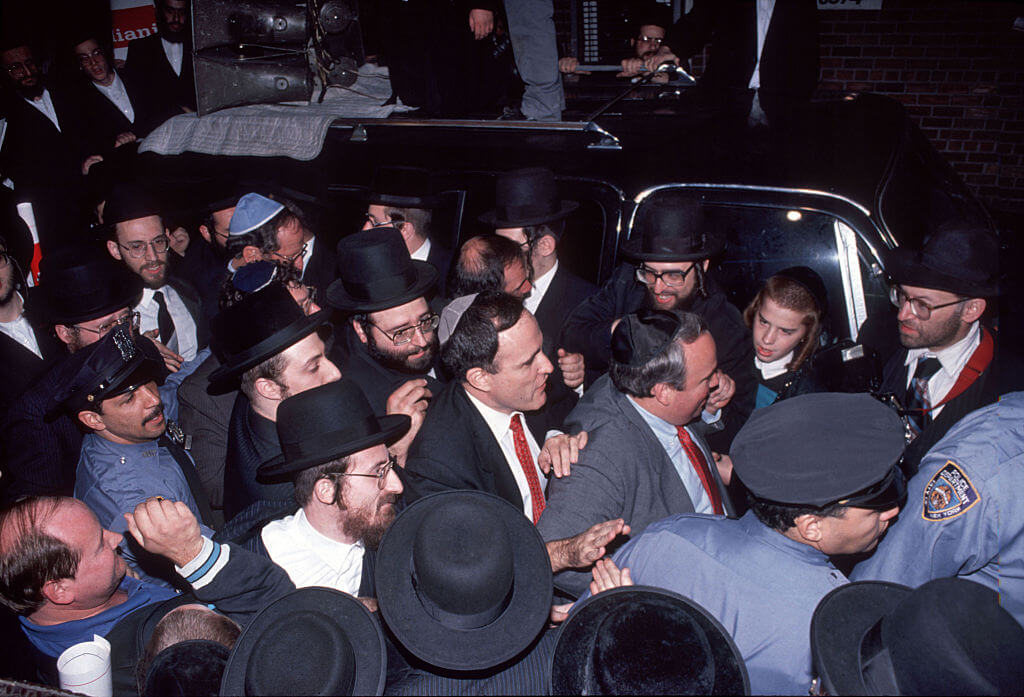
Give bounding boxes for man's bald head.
[448,235,532,299]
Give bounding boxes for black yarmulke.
[611,309,681,367]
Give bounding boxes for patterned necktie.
[676,425,724,515]
[904,356,943,437]
[509,414,545,524]
[153,290,175,346]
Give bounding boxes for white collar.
[905,321,981,379]
[409,236,431,262]
[92,70,124,95]
[525,260,557,313]
[755,351,794,380]
[464,387,521,442]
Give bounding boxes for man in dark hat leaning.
[1,248,143,502]
[873,220,1022,476]
[218,379,408,600]
[50,327,215,586]
[538,310,735,597]
[588,392,906,694]
[561,192,754,451]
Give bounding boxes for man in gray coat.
[537,309,735,596]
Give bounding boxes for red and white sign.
[110,0,158,60]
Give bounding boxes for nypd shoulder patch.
[922,461,980,522]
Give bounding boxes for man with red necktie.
[537,309,735,597]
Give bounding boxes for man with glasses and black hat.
[1,249,143,502]
[48,328,214,585]
[562,193,754,451]
[588,393,907,695]
[218,379,408,601]
[873,221,1022,477]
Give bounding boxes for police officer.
[49,327,214,586]
[852,392,1024,628]
[595,392,907,695]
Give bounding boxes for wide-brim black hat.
[326,227,438,312]
[478,167,579,228]
[552,586,749,695]
[376,491,553,672]
[884,219,1000,297]
[27,247,143,326]
[365,166,443,208]
[810,581,909,696]
[221,587,387,696]
[0,198,34,273]
[622,194,724,262]
[257,379,410,482]
[208,283,330,385]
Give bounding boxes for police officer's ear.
[960,298,986,324]
[77,409,106,433]
[792,513,824,545]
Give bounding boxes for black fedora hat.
[27,247,143,326]
[884,220,1000,297]
[208,282,330,385]
[326,227,438,312]
[0,201,33,273]
[479,167,579,228]
[622,194,724,262]
[220,587,387,696]
[366,166,442,208]
[257,379,410,482]
[552,586,749,695]
[375,491,553,671]
[104,181,163,226]
[811,578,1024,695]
[144,640,230,697]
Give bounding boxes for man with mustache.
[51,328,214,586]
[124,0,196,116]
[217,380,408,600]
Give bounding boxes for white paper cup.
[57,634,113,697]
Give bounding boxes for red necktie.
[676,425,724,515]
[510,414,546,524]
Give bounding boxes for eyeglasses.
[364,213,404,230]
[889,285,966,321]
[330,456,397,489]
[4,59,36,76]
[118,236,169,259]
[637,35,664,45]
[73,311,140,336]
[76,48,105,65]
[636,264,696,288]
[271,243,307,265]
[371,314,440,346]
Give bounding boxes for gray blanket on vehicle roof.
[138,64,413,161]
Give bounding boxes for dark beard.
[16,78,44,100]
[156,14,188,43]
[365,332,438,376]
[0,279,17,306]
[339,494,398,550]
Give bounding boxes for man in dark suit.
[124,0,196,116]
[561,193,754,452]
[538,310,735,596]
[0,43,90,250]
[876,221,1022,477]
[403,291,628,574]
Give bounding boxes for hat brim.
[28,278,144,327]
[478,200,579,228]
[810,581,911,696]
[551,585,750,696]
[366,191,443,209]
[884,247,1000,297]
[208,309,331,386]
[221,588,386,696]
[375,491,553,671]
[257,413,411,483]
[326,262,438,313]
[620,234,726,262]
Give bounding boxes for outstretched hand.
[547,518,631,573]
[124,498,203,567]
[538,431,588,478]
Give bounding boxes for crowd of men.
[1,1,1023,696]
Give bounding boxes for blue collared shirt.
[601,511,847,695]
[626,397,713,514]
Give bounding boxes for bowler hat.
[28,247,143,326]
[326,227,438,312]
[0,203,33,273]
[208,283,330,385]
[257,379,410,482]
[552,586,749,695]
[611,309,682,367]
[375,491,553,671]
[622,194,724,261]
[220,588,387,696]
[366,166,442,208]
[811,578,1024,695]
[479,167,579,228]
[884,220,1000,297]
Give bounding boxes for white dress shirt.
[26,89,60,131]
[748,0,777,90]
[299,235,315,280]
[161,38,183,76]
[627,397,714,514]
[409,236,432,262]
[755,350,794,381]
[92,71,135,124]
[0,294,41,358]
[465,390,546,520]
[261,509,366,595]
[136,285,198,361]
[904,321,981,419]
[524,261,557,316]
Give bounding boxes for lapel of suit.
[168,277,208,349]
[455,385,524,508]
